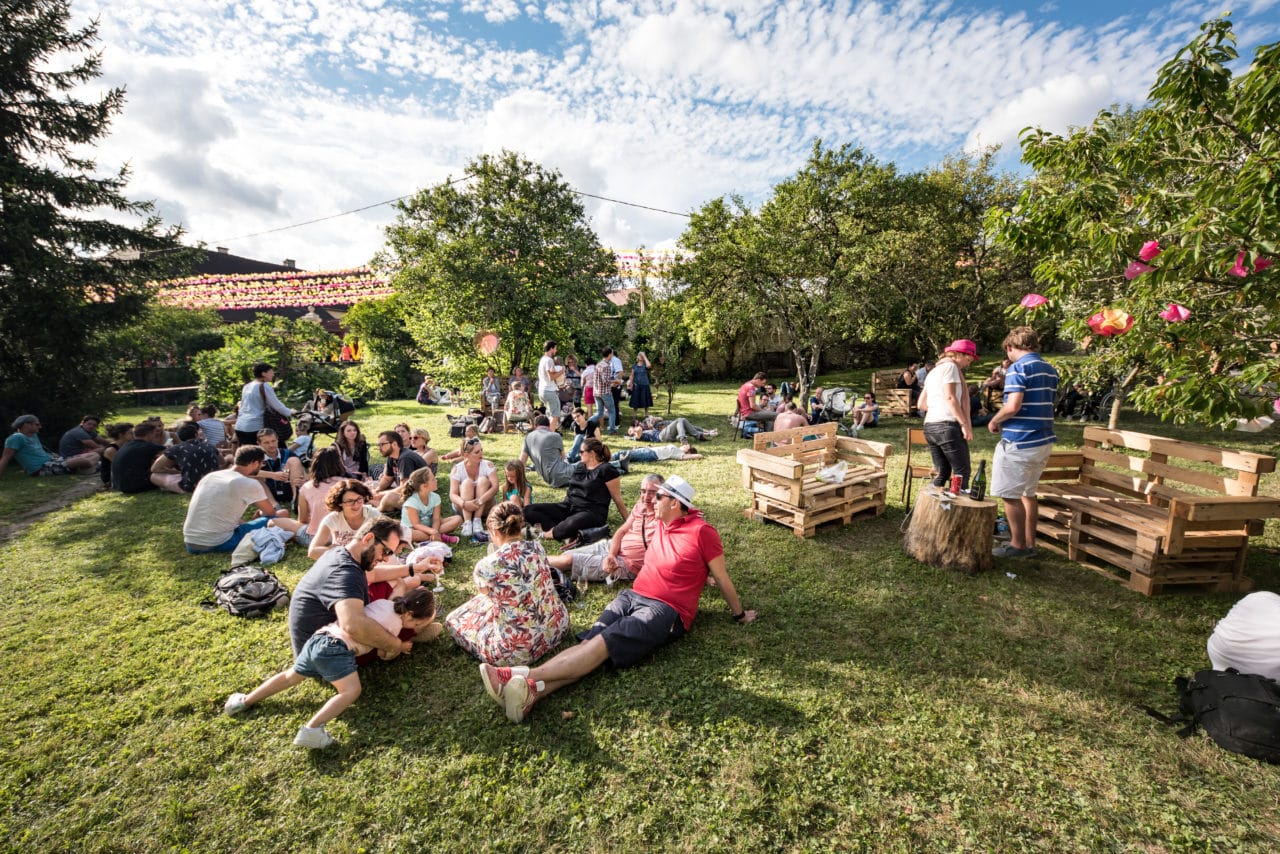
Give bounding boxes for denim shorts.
[578,589,685,668]
[294,632,358,683]
[185,517,270,554]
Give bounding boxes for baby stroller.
[820,387,857,422]
[295,390,355,441]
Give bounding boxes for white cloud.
[63,0,1280,268]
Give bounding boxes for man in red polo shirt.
[737,371,776,426]
[478,474,758,723]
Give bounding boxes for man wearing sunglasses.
[546,473,665,584]
[480,474,757,723]
[289,517,408,660]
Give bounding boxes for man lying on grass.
[479,474,757,723]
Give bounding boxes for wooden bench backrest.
[871,369,904,394]
[1038,451,1085,482]
[1079,426,1275,502]
[747,421,892,471]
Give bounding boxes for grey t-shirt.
[58,425,97,458]
[522,428,575,488]
[288,547,369,655]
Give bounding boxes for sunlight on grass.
[1,381,1277,849]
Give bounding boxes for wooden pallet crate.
[736,422,892,538]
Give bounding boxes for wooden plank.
[1082,427,1277,474]
[1169,496,1280,522]
[1082,445,1239,495]
[752,421,837,450]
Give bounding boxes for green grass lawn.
[1,379,1278,851]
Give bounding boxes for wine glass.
[575,574,590,607]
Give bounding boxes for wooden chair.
[900,427,935,509]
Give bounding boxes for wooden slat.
[1169,496,1280,522]
[752,421,836,451]
[1082,445,1249,496]
[1082,426,1277,474]
[737,449,804,480]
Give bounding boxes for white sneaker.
[293,725,335,749]
[223,692,248,715]
[461,519,473,537]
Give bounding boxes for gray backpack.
[203,565,290,618]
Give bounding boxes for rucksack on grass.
[1145,668,1280,763]
[202,564,290,618]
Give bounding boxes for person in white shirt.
[536,340,565,431]
[183,445,306,553]
[916,341,976,493]
[1207,592,1280,681]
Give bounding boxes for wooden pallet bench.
[736,422,892,537]
[871,369,912,417]
[1034,426,1280,595]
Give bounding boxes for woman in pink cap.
[916,339,978,494]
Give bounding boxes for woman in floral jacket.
[445,501,569,667]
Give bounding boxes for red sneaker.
[478,663,528,708]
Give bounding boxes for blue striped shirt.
[1001,354,1058,448]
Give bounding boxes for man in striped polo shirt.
[987,326,1059,558]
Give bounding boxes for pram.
[820,387,858,421]
[295,390,356,441]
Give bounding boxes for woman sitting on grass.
[449,438,500,540]
[439,425,479,463]
[224,582,436,750]
[504,380,533,429]
[523,438,626,546]
[297,448,349,539]
[332,420,370,479]
[99,422,133,488]
[444,501,570,667]
[400,467,461,545]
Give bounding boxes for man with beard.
[288,517,410,658]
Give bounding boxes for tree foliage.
[107,305,223,371]
[0,0,191,431]
[339,296,419,401]
[673,142,899,399]
[378,151,616,389]
[192,317,339,411]
[993,17,1280,426]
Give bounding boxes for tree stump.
[903,491,998,575]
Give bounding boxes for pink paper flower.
[1158,303,1190,322]
[1275,398,1280,416]
[1087,308,1134,337]
[1255,257,1273,273]
[1139,240,1161,262]
[1228,251,1249,277]
[1124,261,1154,280]
[1020,293,1048,309]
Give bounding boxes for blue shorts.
[294,632,358,683]
[578,589,686,668]
[185,517,270,554]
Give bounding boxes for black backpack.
[202,565,290,618]
[1145,668,1280,763]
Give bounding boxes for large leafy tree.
[339,295,420,401]
[192,317,339,411]
[1,0,189,431]
[993,17,1279,426]
[674,142,900,399]
[379,151,616,387]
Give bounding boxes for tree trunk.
[903,491,997,575]
[1107,364,1141,431]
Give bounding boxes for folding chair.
[900,427,936,509]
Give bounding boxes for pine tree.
[0,0,189,432]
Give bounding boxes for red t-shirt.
[632,510,724,630]
[737,381,757,417]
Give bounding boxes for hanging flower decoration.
[1158,303,1191,322]
[1139,240,1162,262]
[1020,293,1048,310]
[1087,308,1134,337]
[1255,257,1273,273]
[1124,261,1155,280]
[474,331,500,356]
[152,267,395,310]
[1275,398,1280,416]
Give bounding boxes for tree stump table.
[903,491,998,575]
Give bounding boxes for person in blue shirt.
[987,327,1059,559]
[1,415,99,477]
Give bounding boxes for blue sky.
[76,0,1280,270]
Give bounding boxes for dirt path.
[0,478,102,542]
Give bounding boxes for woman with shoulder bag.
[234,362,293,446]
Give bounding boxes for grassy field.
[1,375,1278,851]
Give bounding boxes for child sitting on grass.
[400,467,461,545]
[224,584,436,749]
[503,459,532,507]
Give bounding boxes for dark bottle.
[970,460,987,502]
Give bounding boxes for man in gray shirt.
[519,415,576,488]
